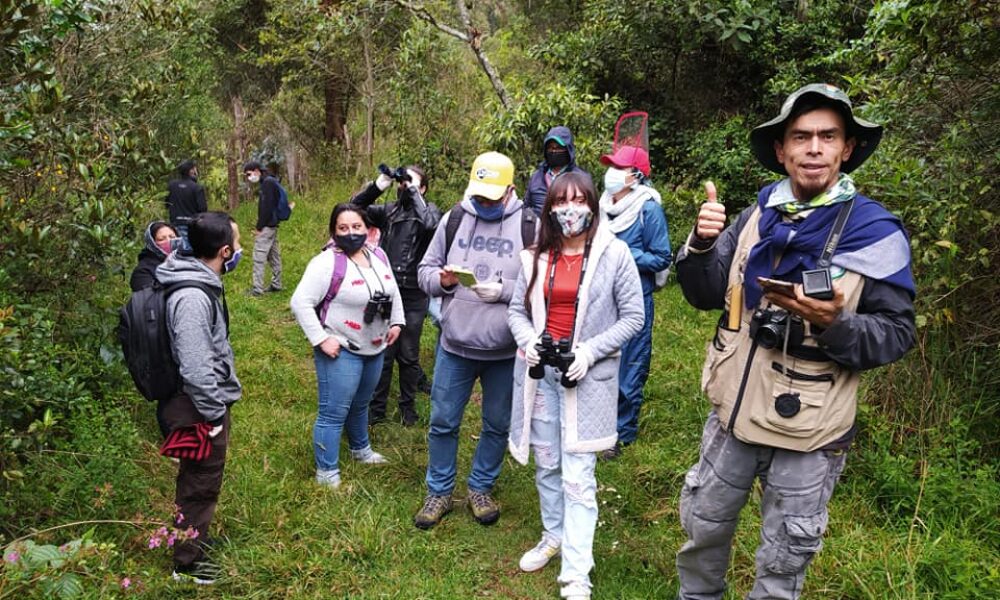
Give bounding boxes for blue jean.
[425,346,514,496]
[617,291,654,444]
[313,348,384,473]
[532,367,599,594]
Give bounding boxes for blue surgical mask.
[223,248,242,274]
[604,167,633,195]
[471,196,505,221]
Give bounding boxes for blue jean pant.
[425,346,514,496]
[532,367,599,594]
[617,292,654,444]
[313,348,384,473]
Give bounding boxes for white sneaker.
[316,469,341,488]
[350,446,388,464]
[560,582,590,600]
[519,535,561,572]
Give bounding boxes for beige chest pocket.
[755,361,836,438]
[701,326,742,404]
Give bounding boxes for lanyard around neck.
[545,239,592,346]
[347,249,385,299]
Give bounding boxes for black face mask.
[335,233,367,253]
[545,149,570,169]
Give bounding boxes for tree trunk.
[362,29,376,169]
[324,74,348,144]
[226,94,246,211]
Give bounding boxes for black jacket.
[165,176,207,223]
[255,174,281,231]
[350,181,442,289]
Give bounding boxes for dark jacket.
[129,222,171,291]
[525,126,592,215]
[350,182,442,289]
[165,176,207,223]
[255,174,282,231]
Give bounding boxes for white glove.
[375,173,393,191]
[471,281,503,303]
[208,424,223,439]
[565,343,596,382]
[524,335,542,367]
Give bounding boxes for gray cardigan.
[507,225,644,461]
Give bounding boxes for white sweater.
[290,247,405,356]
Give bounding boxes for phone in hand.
[756,276,797,298]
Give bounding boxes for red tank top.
[543,252,584,341]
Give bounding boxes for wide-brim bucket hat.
[750,83,883,175]
[465,151,515,200]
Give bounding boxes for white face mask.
[603,167,634,195]
[247,173,260,184]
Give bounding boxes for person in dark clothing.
[129,221,178,291]
[243,161,283,296]
[350,165,442,426]
[524,126,592,216]
[165,160,207,252]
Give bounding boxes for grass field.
[62,184,997,599]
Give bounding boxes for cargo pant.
[252,226,282,294]
[676,411,846,600]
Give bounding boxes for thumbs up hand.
[695,181,727,240]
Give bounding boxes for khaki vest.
[700,207,865,451]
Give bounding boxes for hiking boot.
[316,469,341,488]
[171,558,220,585]
[467,490,500,525]
[350,446,388,464]
[417,375,432,395]
[519,534,561,572]
[246,289,263,298]
[599,442,623,461]
[414,494,453,529]
[400,406,419,427]
[266,285,283,293]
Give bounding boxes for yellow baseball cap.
[465,151,514,200]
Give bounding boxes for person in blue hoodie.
[525,126,593,216]
[414,151,534,530]
[597,146,672,458]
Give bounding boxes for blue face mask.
[471,196,505,221]
[223,248,242,274]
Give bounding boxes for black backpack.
[444,204,537,255]
[118,280,223,402]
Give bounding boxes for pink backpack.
[316,244,390,323]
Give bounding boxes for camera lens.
[756,325,781,349]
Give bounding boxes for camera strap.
[348,250,387,300]
[544,238,593,347]
[816,198,855,269]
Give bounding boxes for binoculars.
[363,291,394,324]
[378,163,411,184]
[528,332,577,388]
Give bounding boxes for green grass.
[11,183,998,598]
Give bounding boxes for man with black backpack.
[155,211,243,584]
[413,151,536,530]
[243,161,285,297]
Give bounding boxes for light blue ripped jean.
[531,366,599,596]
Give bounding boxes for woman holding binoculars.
[506,172,644,600]
[291,204,405,489]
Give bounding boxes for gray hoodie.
[155,253,241,423]
[418,195,531,361]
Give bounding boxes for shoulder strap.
[164,281,221,326]
[520,206,537,247]
[444,207,464,256]
[817,198,856,269]
[370,245,390,267]
[318,251,349,324]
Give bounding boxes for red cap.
[599,145,650,177]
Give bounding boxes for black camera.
[378,163,411,184]
[749,307,803,350]
[528,332,578,388]
[363,291,393,324]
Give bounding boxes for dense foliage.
[1,0,996,596]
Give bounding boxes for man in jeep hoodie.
[155,211,242,584]
[413,151,531,529]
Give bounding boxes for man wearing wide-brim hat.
[672,83,917,599]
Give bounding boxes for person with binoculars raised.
[350,163,441,427]
[506,171,644,600]
[290,204,405,490]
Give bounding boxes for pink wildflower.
[120,577,131,589]
[166,533,176,547]
[3,551,18,563]
[147,536,161,549]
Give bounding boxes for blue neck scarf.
[744,181,915,308]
